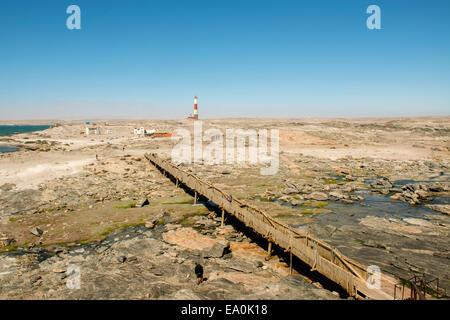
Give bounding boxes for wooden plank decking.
[145,153,400,300]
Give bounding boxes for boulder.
[344,175,355,181]
[203,240,230,258]
[308,192,328,201]
[145,213,164,229]
[283,187,298,195]
[0,237,15,247]
[390,194,402,201]
[428,183,446,192]
[117,255,127,263]
[415,189,431,200]
[0,183,15,192]
[402,183,419,193]
[425,204,450,215]
[329,191,348,200]
[370,178,393,189]
[342,185,354,193]
[30,227,43,237]
[290,199,303,206]
[278,195,292,203]
[136,198,149,207]
[145,221,155,229]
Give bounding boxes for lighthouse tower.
[194,96,199,120]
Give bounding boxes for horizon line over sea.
[0,124,51,153]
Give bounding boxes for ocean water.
[0,124,50,153]
[0,125,50,136]
[0,145,19,153]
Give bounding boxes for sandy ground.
[0,154,93,190]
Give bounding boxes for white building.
[86,126,99,135]
[134,127,146,135]
[134,128,156,136]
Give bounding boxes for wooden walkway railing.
[145,153,396,299]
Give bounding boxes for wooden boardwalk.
[145,153,400,300]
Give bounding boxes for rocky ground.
[0,117,449,299]
[0,221,339,299]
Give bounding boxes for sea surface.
[0,124,50,153]
[0,145,19,153]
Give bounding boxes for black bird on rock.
[195,263,204,284]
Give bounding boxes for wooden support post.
[176,179,178,187]
[143,153,397,300]
[265,241,272,261]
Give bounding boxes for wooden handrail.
[145,153,395,299]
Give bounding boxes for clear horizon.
[1,0,449,120]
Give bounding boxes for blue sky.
[0,0,449,119]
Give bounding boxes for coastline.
[0,125,52,153]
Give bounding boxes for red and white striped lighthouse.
[193,96,199,120]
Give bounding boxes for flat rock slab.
[426,204,450,215]
[163,227,221,251]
